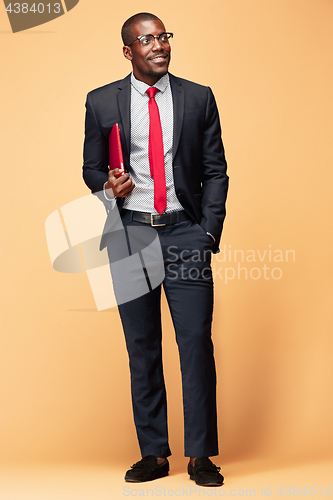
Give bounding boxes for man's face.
[123,19,171,86]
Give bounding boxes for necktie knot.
[146,87,159,99]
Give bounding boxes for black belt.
[121,209,191,227]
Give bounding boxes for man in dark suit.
[83,12,228,486]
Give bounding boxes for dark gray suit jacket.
[82,73,228,253]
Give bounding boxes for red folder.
[109,123,125,177]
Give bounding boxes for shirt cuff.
[206,232,215,243]
[103,182,115,201]
[103,182,117,210]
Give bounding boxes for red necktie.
[146,87,167,215]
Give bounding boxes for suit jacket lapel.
[169,73,184,160]
[116,74,131,169]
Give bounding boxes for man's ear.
[123,45,133,61]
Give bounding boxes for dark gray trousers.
[107,216,218,458]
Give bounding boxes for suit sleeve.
[82,92,109,193]
[200,87,229,251]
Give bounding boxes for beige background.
[0,0,332,486]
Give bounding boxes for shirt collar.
[131,72,170,96]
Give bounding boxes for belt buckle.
[151,213,166,227]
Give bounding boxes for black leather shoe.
[125,456,169,482]
[188,457,224,486]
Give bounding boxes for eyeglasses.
[128,32,173,48]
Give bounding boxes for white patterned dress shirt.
[105,72,183,214]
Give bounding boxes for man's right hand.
[105,169,135,198]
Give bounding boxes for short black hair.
[121,13,163,46]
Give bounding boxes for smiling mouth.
[149,54,168,63]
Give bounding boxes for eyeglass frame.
[127,32,174,47]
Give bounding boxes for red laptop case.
[109,123,125,177]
